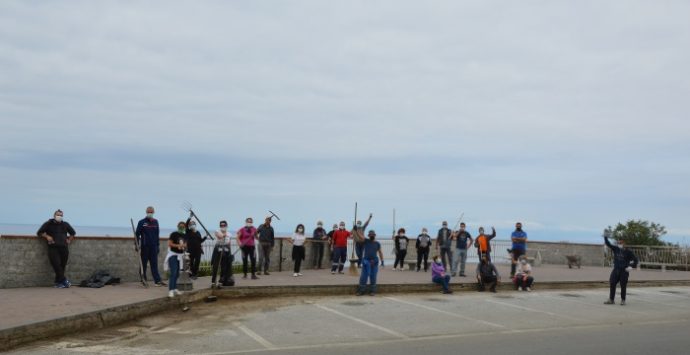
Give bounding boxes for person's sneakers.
[526,287,532,292]
[416,269,420,272]
[517,288,523,292]
[338,271,344,274]
[64,279,72,287]
[264,271,270,276]
[604,299,615,305]
[490,288,497,293]
[451,272,457,277]
[173,289,183,296]
[293,273,299,277]
[331,271,336,275]
[460,273,466,277]
[251,274,259,280]
[242,275,248,280]
[298,273,303,276]
[168,290,175,298]
[55,282,68,289]
[356,291,364,296]
[211,282,216,289]
[620,300,626,306]
[443,290,453,294]
[369,292,376,296]
[155,281,166,287]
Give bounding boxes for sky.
[1,1,689,244]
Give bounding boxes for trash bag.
[79,270,121,288]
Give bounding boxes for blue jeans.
[331,247,348,272]
[358,259,379,294]
[452,249,467,274]
[140,246,162,283]
[168,256,179,291]
[433,275,451,292]
[355,242,364,267]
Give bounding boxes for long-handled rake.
[181,201,214,240]
[349,202,360,276]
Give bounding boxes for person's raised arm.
[604,236,616,250]
[363,213,372,229]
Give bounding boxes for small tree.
[603,220,668,246]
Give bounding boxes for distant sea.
[2,223,686,246]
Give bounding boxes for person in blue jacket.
[510,222,528,277]
[135,206,165,286]
[604,236,639,305]
[354,230,384,296]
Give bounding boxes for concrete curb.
[3,280,690,351]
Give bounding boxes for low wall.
[0,235,607,288]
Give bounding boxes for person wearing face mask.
[237,218,259,280]
[211,220,234,288]
[165,221,187,298]
[451,222,473,277]
[135,206,165,287]
[510,222,528,277]
[393,228,410,271]
[476,255,500,292]
[330,221,351,274]
[416,228,432,272]
[514,257,534,291]
[311,221,328,269]
[37,209,76,288]
[604,236,638,305]
[431,255,453,294]
[289,224,307,276]
[436,221,453,271]
[257,217,275,275]
[327,223,337,264]
[184,216,208,280]
[354,230,384,296]
[352,214,373,268]
[474,226,496,261]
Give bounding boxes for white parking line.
[384,296,505,329]
[234,322,275,349]
[485,299,587,322]
[539,294,649,316]
[314,304,408,339]
[633,289,690,300]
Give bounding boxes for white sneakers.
[168,289,183,298]
[293,273,304,277]
[526,287,531,292]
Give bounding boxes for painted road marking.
[539,293,649,316]
[186,318,690,355]
[314,304,408,339]
[384,296,505,329]
[234,321,275,349]
[485,299,587,322]
[633,288,690,300]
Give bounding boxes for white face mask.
[339,225,345,230]
[189,224,197,231]
[298,228,304,233]
[146,213,154,219]
[434,259,441,264]
[246,223,253,228]
[54,216,63,222]
[220,227,227,233]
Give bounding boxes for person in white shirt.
[211,220,234,289]
[514,257,534,291]
[289,224,307,276]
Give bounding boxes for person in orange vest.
[474,226,496,261]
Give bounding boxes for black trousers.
[394,250,408,269]
[311,242,325,268]
[188,249,202,277]
[241,245,257,276]
[260,243,272,272]
[479,275,497,291]
[293,245,305,273]
[609,268,630,300]
[417,247,429,271]
[48,245,69,284]
[211,247,234,284]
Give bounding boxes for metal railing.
[621,245,690,270]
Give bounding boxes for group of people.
[36,208,637,305]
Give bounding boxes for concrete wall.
[1,235,607,288]
[0,235,168,288]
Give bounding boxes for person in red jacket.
[330,221,351,274]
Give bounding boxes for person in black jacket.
[257,217,275,275]
[393,228,410,271]
[311,221,328,269]
[36,209,76,288]
[604,236,639,305]
[416,228,432,272]
[185,216,208,279]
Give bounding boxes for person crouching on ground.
[416,228,431,272]
[393,228,409,271]
[514,257,534,292]
[355,230,384,296]
[604,236,639,305]
[211,220,234,289]
[165,221,187,298]
[431,255,452,294]
[476,255,500,293]
[289,224,307,277]
[37,209,76,288]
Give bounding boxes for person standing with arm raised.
[135,206,165,287]
[354,230,384,296]
[37,209,76,288]
[604,236,639,305]
[352,213,373,268]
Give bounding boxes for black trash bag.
[79,270,121,288]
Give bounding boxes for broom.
[349,202,360,276]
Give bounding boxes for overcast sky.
[1,1,689,243]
